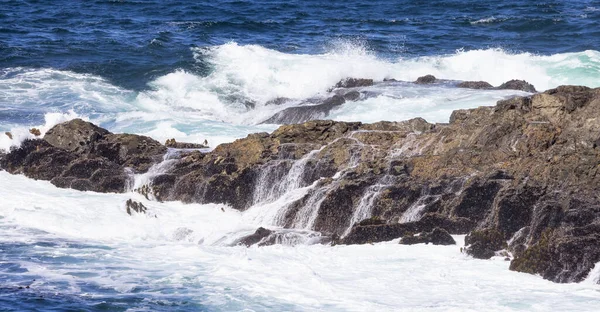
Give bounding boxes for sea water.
[1,0,600,310]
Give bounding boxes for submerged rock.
[236,227,273,247]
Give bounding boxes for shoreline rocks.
[2,85,600,284]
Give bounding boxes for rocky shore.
[1,83,599,284]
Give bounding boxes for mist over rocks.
[2,85,600,284]
[261,76,538,125]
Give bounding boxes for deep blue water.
[1,0,599,90]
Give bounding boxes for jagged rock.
[93,133,166,172]
[3,85,600,284]
[44,118,109,153]
[334,78,374,89]
[262,95,346,124]
[400,227,456,245]
[0,139,77,180]
[465,229,506,259]
[236,227,273,247]
[125,199,147,215]
[497,79,537,93]
[1,119,165,192]
[457,81,493,89]
[415,75,437,84]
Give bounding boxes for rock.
[415,75,437,84]
[165,138,207,149]
[457,81,493,89]
[400,227,456,245]
[357,217,387,226]
[29,128,41,136]
[125,199,147,215]
[427,228,456,245]
[465,229,506,259]
[236,227,273,247]
[343,90,361,101]
[261,95,346,124]
[4,85,600,284]
[44,118,109,153]
[334,78,374,89]
[93,133,166,172]
[4,132,12,139]
[497,79,536,93]
[1,120,166,192]
[0,139,77,180]
[342,214,472,245]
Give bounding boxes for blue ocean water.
[1,1,600,311]
[2,0,599,90]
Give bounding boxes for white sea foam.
[0,172,599,311]
[1,45,600,152]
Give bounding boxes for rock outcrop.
[2,86,600,284]
[1,119,165,192]
[262,95,346,124]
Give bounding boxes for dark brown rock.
[44,118,109,153]
[415,75,437,84]
[93,133,166,173]
[457,81,493,89]
[334,78,374,89]
[236,227,273,247]
[497,79,536,93]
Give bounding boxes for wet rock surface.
[262,95,346,124]
[457,81,494,89]
[0,119,165,192]
[3,86,600,284]
[415,74,437,84]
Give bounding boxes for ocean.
[1,0,600,310]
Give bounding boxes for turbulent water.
[1,0,600,310]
